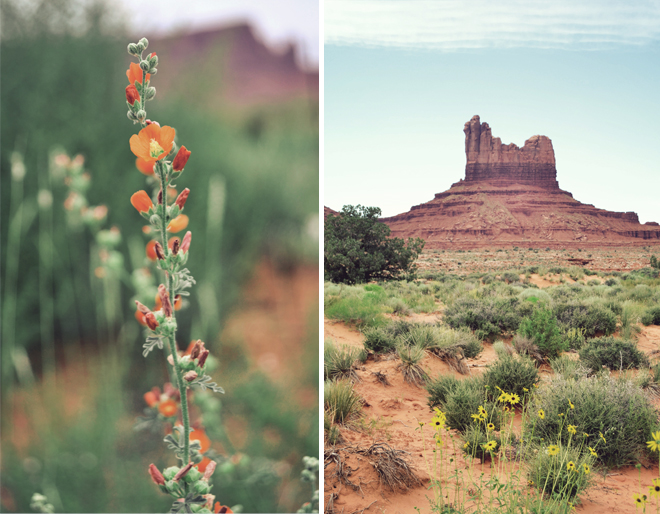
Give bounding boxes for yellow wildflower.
[582,463,590,475]
[547,445,560,456]
[566,461,576,471]
[567,425,577,435]
[538,409,545,419]
[649,478,660,498]
[633,493,648,508]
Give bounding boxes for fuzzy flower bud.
[172,146,191,171]
[181,231,192,254]
[198,349,210,368]
[183,370,198,382]
[171,239,180,255]
[135,300,151,315]
[158,284,173,317]
[149,464,166,486]
[139,37,149,49]
[145,312,159,331]
[126,85,140,105]
[189,340,204,360]
[128,43,139,56]
[174,462,194,482]
[203,460,217,481]
[175,188,190,210]
[154,242,166,260]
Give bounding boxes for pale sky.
[325,0,660,224]
[116,0,319,69]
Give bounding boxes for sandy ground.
[324,318,660,514]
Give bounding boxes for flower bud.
[172,146,191,171]
[172,238,180,255]
[183,370,198,382]
[203,460,217,481]
[157,188,163,205]
[135,300,151,314]
[139,37,149,49]
[175,188,190,210]
[149,464,166,486]
[154,242,166,260]
[198,349,210,368]
[140,60,150,71]
[158,284,173,317]
[128,43,139,56]
[174,462,194,482]
[137,110,146,122]
[189,340,204,360]
[193,481,211,495]
[149,53,158,67]
[145,240,158,261]
[125,85,140,106]
[181,231,192,254]
[144,87,156,101]
[144,391,158,407]
[145,312,159,331]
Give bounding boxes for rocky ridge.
[382,116,660,248]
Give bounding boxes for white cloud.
[325,0,660,50]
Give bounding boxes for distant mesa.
[381,115,660,248]
[324,206,338,219]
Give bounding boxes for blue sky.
[324,0,660,223]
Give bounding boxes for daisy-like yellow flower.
[566,461,576,471]
[463,442,470,449]
[633,493,648,508]
[508,393,520,405]
[558,413,564,417]
[538,409,545,419]
[567,425,577,435]
[482,440,497,452]
[582,463,590,475]
[568,399,574,410]
[649,478,660,498]
[523,387,529,392]
[600,432,607,443]
[487,423,495,432]
[588,447,598,457]
[646,439,660,452]
[547,445,560,456]
[503,405,511,413]
[498,392,510,404]
[471,413,482,422]
[431,410,446,430]
[528,480,535,486]
[478,405,487,416]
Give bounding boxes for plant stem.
[159,164,191,464]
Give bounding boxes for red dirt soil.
[324,318,660,514]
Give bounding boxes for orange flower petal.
[167,215,189,233]
[190,427,211,453]
[159,126,176,154]
[135,310,147,325]
[136,157,155,175]
[131,191,153,213]
[158,398,178,417]
[146,240,158,261]
[130,134,151,162]
[127,62,150,85]
[144,391,158,407]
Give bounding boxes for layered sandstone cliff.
[381,116,660,248]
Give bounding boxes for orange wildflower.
[135,310,147,325]
[131,191,153,213]
[155,292,182,311]
[168,236,180,250]
[144,391,159,407]
[129,124,175,164]
[146,240,158,261]
[158,398,178,417]
[167,214,189,233]
[125,85,140,105]
[135,157,155,176]
[172,145,191,171]
[214,503,234,513]
[190,427,211,453]
[126,62,150,85]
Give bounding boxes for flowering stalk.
[125,37,225,513]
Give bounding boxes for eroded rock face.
[380,116,660,248]
[463,115,558,188]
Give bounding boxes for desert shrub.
[518,308,565,358]
[483,354,539,400]
[363,326,397,354]
[324,287,387,329]
[530,375,658,466]
[604,278,618,287]
[324,380,362,425]
[629,284,653,301]
[444,377,502,432]
[578,337,649,371]
[435,327,483,359]
[563,328,586,351]
[324,412,342,445]
[461,426,502,463]
[426,375,460,409]
[528,445,593,501]
[396,345,427,385]
[512,334,544,364]
[501,272,520,284]
[444,297,522,338]
[641,306,660,326]
[386,296,410,315]
[620,302,643,340]
[518,288,552,304]
[324,205,425,284]
[553,302,617,337]
[549,355,588,380]
[400,324,438,350]
[324,341,362,381]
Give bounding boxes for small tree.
[518,308,566,359]
[324,205,425,284]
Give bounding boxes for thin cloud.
[325,0,660,50]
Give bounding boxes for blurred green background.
[1,0,319,512]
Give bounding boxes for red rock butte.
[381,115,660,249]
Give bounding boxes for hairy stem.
[159,164,190,464]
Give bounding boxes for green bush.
[549,355,588,380]
[529,375,658,466]
[426,375,460,409]
[396,344,427,385]
[578,337,649,371]
[444,297,522,338]
[641,306,660,326]
[444,378,501,432]
[563,328,586,351]
[362,326,397,354]
[553,302,617,337]
[483,354,539,400]
[324,205,425,284]
[518,308,565,358]
[324,380,362,425]
[528,445,593,501]
[324,341,362,381]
